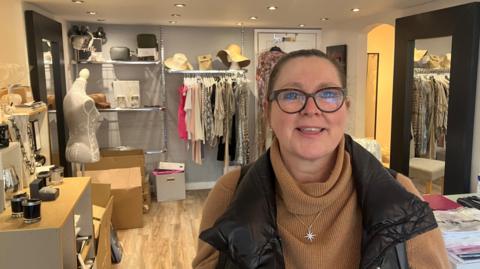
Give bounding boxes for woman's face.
[268,56,349,161]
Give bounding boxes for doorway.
[365,24,394,165]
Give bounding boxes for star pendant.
[304,227,316,242]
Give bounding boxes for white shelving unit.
[70,31,168,159]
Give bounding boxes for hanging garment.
[256,50,286,157]
[177,85,188,140]
[234,80,250,165]
[411,72,450,158]
[214,80,225,138]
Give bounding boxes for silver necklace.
[9,118,36,175]
[293,211,323,242]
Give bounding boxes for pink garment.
[177,85,188,140]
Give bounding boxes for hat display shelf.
[66,27,168,161]
[166,26,249,75]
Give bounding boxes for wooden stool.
[409,158,445,194]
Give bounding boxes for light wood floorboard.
[113,190,209,269]
[112,178,440,269]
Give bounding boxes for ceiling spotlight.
[72,0,84,4]
[351,8,360,12]
[174,3,186,8]
[97,19,106,22]
[299,24,305,27]
[169,21,177,24]
[267,6,278,11]
[171,14,181,17]
[86,11,96,15]
[321,17,329,21]
[249,16,258,20]
[237,22,244,26]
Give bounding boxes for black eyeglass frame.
[268,87,346,114]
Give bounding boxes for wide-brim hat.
[164,53,193,71]
[414,48,428,62]
[217,44,250,68]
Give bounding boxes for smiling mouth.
[297,127,327,133]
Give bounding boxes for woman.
[193,49,449,269]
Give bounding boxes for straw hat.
[414,48,428,62]
[164,53,193,71]
[217,44,250,68]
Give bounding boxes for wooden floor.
[111,178,440,269]
[113,190,210,269]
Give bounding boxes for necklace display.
[9,118,36,175]
[293,210,323,242]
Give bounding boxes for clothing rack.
[168,69,247,75]
[414,68,451,75]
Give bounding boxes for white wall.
[0,0,30,86]
[322,0,480,190]
[67,23,255,187]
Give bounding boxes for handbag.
[110,47,130,61]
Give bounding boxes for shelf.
[167,69,247,74]
[10,104,47,116]
[48,107,166,113]
[73,60,162,65]
[145,149,167,155]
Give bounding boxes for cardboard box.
[91,183,113,269]
[86,147,145,177]
[153,171,186,202]
[86,168,143,229]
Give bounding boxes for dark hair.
[266,49,347,102]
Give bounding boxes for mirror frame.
[25,10,71,176]
[391,3,480,194]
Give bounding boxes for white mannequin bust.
[63,68,100,163]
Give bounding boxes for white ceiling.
[26,0,437,28]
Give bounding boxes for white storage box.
[153,171,186,202]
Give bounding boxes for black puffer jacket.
[200,135,438,269]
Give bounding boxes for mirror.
[42,39,61,167]
[409,36,452,194]
[365,53,379,139]
[25,11,71,176]
[391,3,480,194]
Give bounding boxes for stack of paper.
[434,208,480,267]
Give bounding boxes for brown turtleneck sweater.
[192,139,450,268]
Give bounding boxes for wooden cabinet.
[0,177,94,269]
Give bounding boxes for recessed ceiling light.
[321,17,329,21]
[97,19,105,22]
[267,6,278,11]
[86,11,96,15]
[174,3,186,8]
[72,0,84,4]
[249,16,258,20]
[169,21,177,24]
[237,22,244,26]
[171,14,181,17]
[351,8,360,12]
[299,24,305,27]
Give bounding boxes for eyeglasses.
[269,87,346,114]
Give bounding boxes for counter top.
[0,177,90,231]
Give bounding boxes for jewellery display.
[293,210,323,242]
[9,117,36,175]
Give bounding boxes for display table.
[0,177,94,269]
[443,193,479,269]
